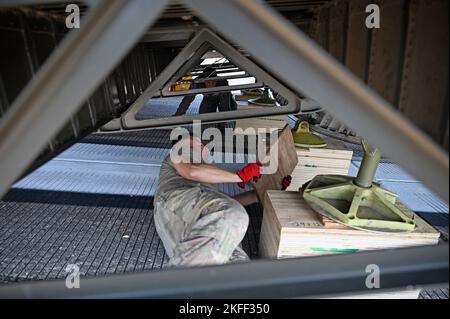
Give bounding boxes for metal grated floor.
[136,96,203,119]
[0,190,162,282]
[0,188,262,283]
[134,95,298,129]
[1,127,260,284]
[13,143,253,197]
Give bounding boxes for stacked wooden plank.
[286,136,353,191]
[259,190,441,259]
[234,115,288,134]
[234,101,287,133]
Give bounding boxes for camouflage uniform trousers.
[154,183,250,267]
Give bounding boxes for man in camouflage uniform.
[154,135,261,267]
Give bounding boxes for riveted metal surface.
[311,3,330,50]
[398,0,449,144]
[345,0,372,81]
[367,0,407,106]
[328,0,348,63]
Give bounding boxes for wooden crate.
[259,191,440,259]
[251,125,298,203]
[287,136,353,191]
[234,116,288,134]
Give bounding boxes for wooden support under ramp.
[259,190,441,259]
[287,136,353,191]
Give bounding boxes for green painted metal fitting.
[355,140,381,188]
[291,121,327,148]
[302,141,416,233]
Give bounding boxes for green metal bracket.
[303,141,416,233]
[291,121,327,148]
[248,88,276,106]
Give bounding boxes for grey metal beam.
[0,244,447,298]
[160,41,213,94]
[0,0,168,197]
[184,0,449,203]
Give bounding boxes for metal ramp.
[0,187,263,284]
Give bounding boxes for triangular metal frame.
[160,44,262,97]
[120,28,300,130]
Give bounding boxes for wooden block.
[259,191,440,259]
[318,214,349,229]
[234,116,288,134]
[286,137,353,191]
[295,136,353,160]
[297,156,351,169]
[291,166,350,176]
[251,125,298,203]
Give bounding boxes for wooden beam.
[251,125,298,202]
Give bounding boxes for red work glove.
[281,175,292,190]
[236,162,262,188]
